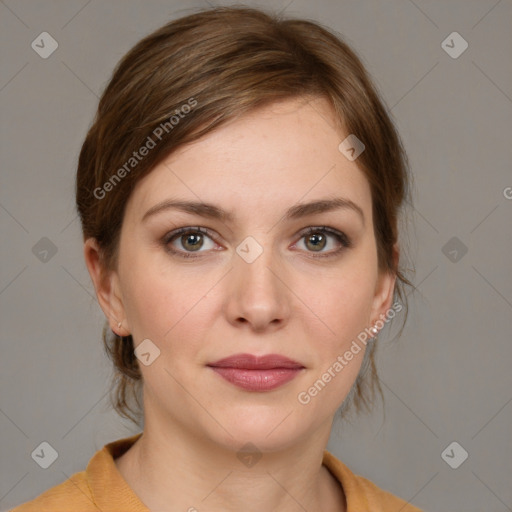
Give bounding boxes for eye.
[162,225,352,260]
[294,226,352,257]
[163,227,218,258]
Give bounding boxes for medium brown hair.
[76,5,414,426]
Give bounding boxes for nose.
[223,243,290,333]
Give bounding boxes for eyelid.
[296,226,352,248]
[162,226,215,244]
[162,226,219,257]
[162,225,352,259]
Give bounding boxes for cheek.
[296,261,377,346]
[294,266,376,407]
[120,232,378,354]
[120,251,216,343]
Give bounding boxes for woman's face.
[95,96,395,451]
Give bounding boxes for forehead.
[126,96,372,223]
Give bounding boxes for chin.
[205,403,315,454]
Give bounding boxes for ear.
[369,243,399,333]
[83,237,129,336]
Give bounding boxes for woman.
[12,6,421,511]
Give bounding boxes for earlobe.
[83,238,129,336]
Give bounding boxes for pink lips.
[207,353,304,391]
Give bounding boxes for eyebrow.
[142,197,365,225]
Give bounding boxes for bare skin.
[85,95,397,511]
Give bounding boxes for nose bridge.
[226,235,289,329]
[235,236,281,297]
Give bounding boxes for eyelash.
[162,226,352,260]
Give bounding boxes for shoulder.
[322,450,424,512]
[351,473,423,512]
[8,471,95,512]
[9,433,145,512]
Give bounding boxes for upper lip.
[207,353,304,370]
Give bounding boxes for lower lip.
[209,367,303,391]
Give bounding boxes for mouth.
[207,353,305,392]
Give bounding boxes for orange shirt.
[10,433,423,511]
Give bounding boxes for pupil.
[308,233,325,251]
[183,233,202,251]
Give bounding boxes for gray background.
[1,1,511,511]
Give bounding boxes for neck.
[115,413,345,511]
